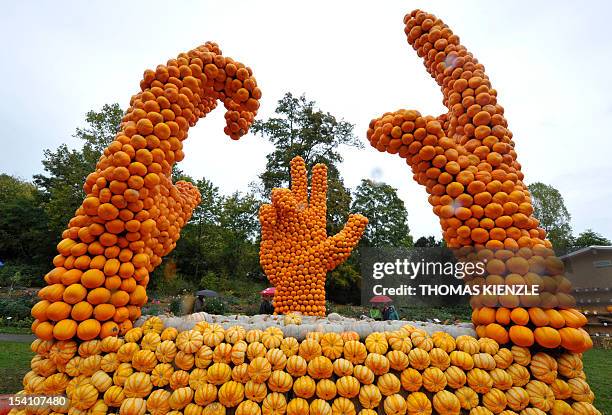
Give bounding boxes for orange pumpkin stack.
[367,7,597,410]
[31,41,261,342]
[259,156,368,316]
[19,316,600,415]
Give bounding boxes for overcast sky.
[1,1,611,240]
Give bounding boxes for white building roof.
[560,245,612,260]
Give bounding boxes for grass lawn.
[0,340,610,412]
[0,341,32,393]
[583,348,612,414]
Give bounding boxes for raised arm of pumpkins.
[259,156,368,316]
[32,42,262,341]
[367,10,591,353]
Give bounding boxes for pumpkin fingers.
[258,157,366,315]
[289,156,309,208]
[325,213,368,270]
[259,204,279,283]
[174,180,201,211]
[259,204,277,232]
[308,163,328,218]
[270,188,298,222]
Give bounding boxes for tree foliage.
[0,174,53,267]
[528,182,574,253]
[76,103,124,156]
[414,236,444,248]
[573,229,611,250]
[351,179,412,248]
[165,178,261,292]
[33,104,123,236]
[252,93,362,190]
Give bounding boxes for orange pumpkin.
[510,308,529,325]
[77,319,102,341]
[528,308,550,327]
[559,309,587,328]
[46,301,72,321]
[508,326,534,347]
[53,319,78,341]
[485,323,509,344]
[534,327,562,349]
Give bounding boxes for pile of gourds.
[14,317,600,415]
[259,156,368,316]
[30,41,261,342]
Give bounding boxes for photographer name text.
[372,284,540,296]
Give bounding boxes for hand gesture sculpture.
[33,42,261,341]
[259,156,368,316]
[366,10,591,353]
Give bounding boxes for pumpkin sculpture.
[16,8,601,415]
[366,5,598,409]
[366,8,589,345]
[32,41,261,342]
[367,10,589,328]
[258,156,368,316]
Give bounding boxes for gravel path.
[0,333,34,343]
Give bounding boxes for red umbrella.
[261,287,276,296]
[369,295,392,303]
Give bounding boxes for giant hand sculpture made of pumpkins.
[16,10,601,415]
[259,156,368,316]
[367,6,593,361]
[32,42,262,342]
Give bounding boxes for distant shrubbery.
[0,262,46,289]
[201,297,227,315]
[148,272,197,298]
[0,294,37,328]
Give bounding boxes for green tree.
[252,93,361,189]
[171,178,223,282]
[0,175,54,285]
[0,174,54,266]
[219,192,259,241]
[527,182,573,253]
[252,92,361,233]
[33,104,123,236]
[327,260,362,304]
[168,178,261,290]
[76,103,124,156]
[217,192,260,280]
[573,229,611,250]
[351,179,413,248]
[414,236,444,247]
[325,166,353,235]
[33,145,96,237]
